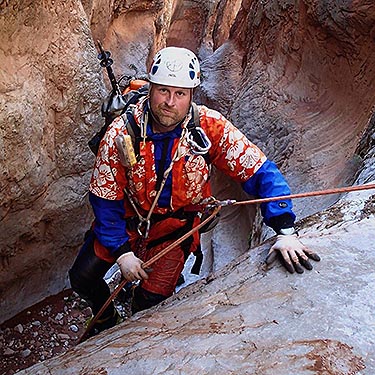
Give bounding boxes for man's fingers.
[299,255,313,270]
[137,268,149,280]
[306,251,321,262]
[281,250,305,273]
[282,258,296,274]
[279,250,295,273]
[267,239,320,274]
[293,261,305,274]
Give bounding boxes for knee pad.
[132,286,167,314]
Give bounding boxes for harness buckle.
[137,218,151,238]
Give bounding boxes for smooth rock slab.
[17,216,374,374]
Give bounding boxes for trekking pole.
[78,206,222,343]
[207,183,375,208]
[97,40,122,96]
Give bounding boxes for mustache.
[158,104,177,114]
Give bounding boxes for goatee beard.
[151,105,183,131]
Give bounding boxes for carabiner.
[201,196,237,211]
[187,127,212,155]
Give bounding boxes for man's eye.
[176,91,186,97]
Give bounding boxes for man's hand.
[116,252,149,282]
[266,234,320,273]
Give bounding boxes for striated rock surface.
[201,0,375,217]
[0,0,177,324]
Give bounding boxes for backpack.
[88,79,148,156]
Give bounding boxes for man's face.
[149,84,192,132]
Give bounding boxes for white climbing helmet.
[148,47,201,88]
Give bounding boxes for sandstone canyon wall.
[1,0,375,335]
[0,1,103,324]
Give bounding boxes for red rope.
[78,182,375,343]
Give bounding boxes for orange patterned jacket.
[89,98,267,217]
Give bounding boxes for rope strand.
[228,183,375,207]
[78,206,221,343]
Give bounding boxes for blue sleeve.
[242,159,296,228]
[89,192,129,254]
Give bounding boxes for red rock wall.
[232,0,375,214]
[201,0,375,218]
[0,0,103,323]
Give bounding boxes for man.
[69,46,320,336]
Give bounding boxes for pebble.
[55,313,64,321]
[57,333,70,340]
[21,349,31,357]
[14,324,24,333]
[4,348,16,356]
[69,324,79,332]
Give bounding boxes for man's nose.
[165,93,176,106]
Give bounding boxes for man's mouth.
[160,107,175,116]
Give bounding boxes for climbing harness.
[78,204,221,343]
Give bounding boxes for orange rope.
[78,182,375,342]
[78,206,221,343]
[230,183,375,206]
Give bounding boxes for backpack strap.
[191,102,200,128]
[121,108,143,161]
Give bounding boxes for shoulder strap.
[186,103,211,165]
[120,84,149,159]
[121,107,142,160]
[192,102,200,128]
